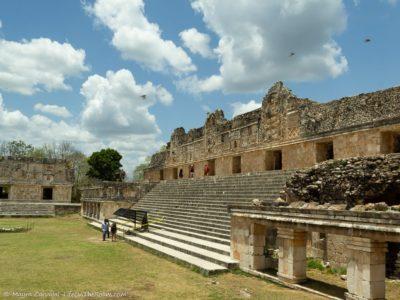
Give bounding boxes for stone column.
[277,227,307,283]
[230,217,266,270]
[248,223,266,270]
[345,237,387,300]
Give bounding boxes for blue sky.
[0,0,399,173]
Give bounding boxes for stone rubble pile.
[284,154,400,210]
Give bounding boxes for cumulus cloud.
[231,100,261,117]
[81,69,172,138]
[34,103,72,118]
[0,93,92,145]
[0,38,88,95]
[180,0,348,93]
[179,28,214,58]
[176,74,222,94]
[85,0,196,74]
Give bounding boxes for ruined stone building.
[0,157,74,202]
[144,82,400,181]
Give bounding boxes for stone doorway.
[232,156,241,174]
[0,186,9,199]
[207,159,216,176]
[316,141,334,163]
[42,187,53,200]
[265,150,282,170]
[159,169,164,181]
[381,131,400,154]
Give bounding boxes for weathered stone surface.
[144,82,400,181]
[285,154,400,209]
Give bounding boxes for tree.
[86,148,124,181]
[0,140,34,157]
[133,156,151,181]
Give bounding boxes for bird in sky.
[141,95,146,100]
[364,37,371,43]
[289,52,295,57]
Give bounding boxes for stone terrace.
[88,170,292,275]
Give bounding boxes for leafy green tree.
[86,148,124,181]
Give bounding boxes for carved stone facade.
[0,157,74,202]
[144,82,400,181]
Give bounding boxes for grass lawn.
[0,215,323,300]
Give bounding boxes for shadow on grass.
[260,269,346,299]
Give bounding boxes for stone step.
[140,208,230,222]
[131,231,236,268]
[88,220,229,275]
[136,204,230,215]
[109,218,231,257]
[146,212,230,228]
[149,223,231,246]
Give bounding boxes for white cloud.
[86,0,196,74]
[0,68,172,175]
[0,38,88,95]
[0,91,164,175]
[0,93,92,145]
[231,100,261,117]
[81,69,172,138]
[0,20,2,29]
[34,103,72,118]
[183,0,348,93]
[179,28,214,58]
[176,74,222,94]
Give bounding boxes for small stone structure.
[144,82,400,181]
[81,181,155,220]
[0,156,73,202]
[229,205,400,300]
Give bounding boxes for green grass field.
[0,216,398,299]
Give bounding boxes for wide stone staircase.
[88,170,292,275]
[0,201,55,217]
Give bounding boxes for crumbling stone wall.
[285,154,400,209]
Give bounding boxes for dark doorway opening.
[316,141,334,163]
[42,187,53,200]
[159,170,164,181]
[265,150,282,170]
[0,186,9,199]
[232,156,241,174]
[207,159,216,176]
[381,132,400,154]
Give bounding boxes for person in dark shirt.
[178,169,183,178]
[111,222,117,242]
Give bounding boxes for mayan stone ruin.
[144,82,400,181]
[0,157,79,216]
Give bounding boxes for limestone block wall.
[144,83,400,181]
[9,185,41,201]
[215,156,233,176]
[53,185,72,203]
[241,150,266,173]
[282,141,316,170]
[334,129,381,159]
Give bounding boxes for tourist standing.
[189,164,195,178]
[204,163,210,176]
[111,222,117,242]
[178,169,184,178]
[105,219,110,239]
[101,220,108,241]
